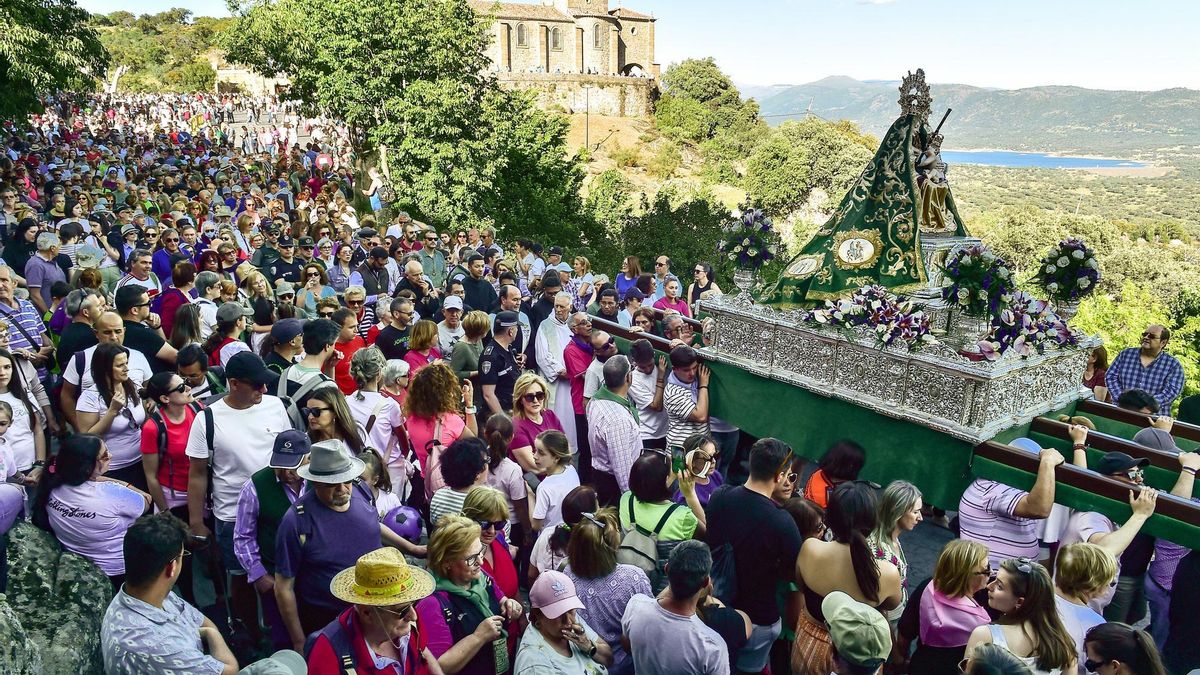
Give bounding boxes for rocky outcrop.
[2,522,112,674]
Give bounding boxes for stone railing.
[698,294,1096,443]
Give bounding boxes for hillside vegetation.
[757,76,1200,156]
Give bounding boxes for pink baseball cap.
[529,570,584,619]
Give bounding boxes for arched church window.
[551,27,562,51]
[593,23,602,48]
[517,23,528,47]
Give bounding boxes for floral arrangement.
[976,290,1079,360]
[940,244,1014,317]
[717,208,783,271]
[1032,238,1100,304]
[810,285,936,351]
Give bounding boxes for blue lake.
[941,150,1146,169]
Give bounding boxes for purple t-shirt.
[674,471,724,507]
[511,409,564,455]
[275,482,381,612]
[47,480,146,576]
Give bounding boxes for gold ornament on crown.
[898,69,932,121]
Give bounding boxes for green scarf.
[592,385,639,425]
[434,573,493,617]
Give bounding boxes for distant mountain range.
[748,76,1200,155]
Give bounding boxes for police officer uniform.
[478,311,522,415]
[266,236,304,284]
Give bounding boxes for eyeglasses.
[655,261,666,267]
[308,272,321,278]
[164,237,180,243]
[1142,332,1162,340]
[425,236,438,242]
[477,519,507,531]
[302,406,330,418]
[694,269,704,274]
[522,391,546,403]
[346,299,364,307]
[462,550,484,567]
[319,312,335,319]
[168,381,189,394]
[120,407,142,430]
[1012,556,1037,574]
[1083,658,1110,672]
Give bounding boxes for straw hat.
[330,548,435,607]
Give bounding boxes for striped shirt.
[0,299,46,352]
[664,373,708,450]
[957,478,1039,569]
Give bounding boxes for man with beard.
[461,253,498,314]
[1105,324,1185,413]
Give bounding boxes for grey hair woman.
[868,480,923,625]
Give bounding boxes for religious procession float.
[645,70,1200,548]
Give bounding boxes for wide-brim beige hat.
[330,548,435,607]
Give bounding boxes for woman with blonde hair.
[869,480,923,625]
[564,508,649,675]
[403,361,477,500]
[1054,542,1116,671]
[415,515,524,675]
[462,486,520,601]
[509,371,564,473]
[571,256,594,312]
[403,319,443,375]
[901,538,992,673]
[965,558,1077,674]
[233,212,255,255]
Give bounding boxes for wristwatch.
[586,643,598,658]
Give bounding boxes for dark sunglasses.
[318,312,334,319]
[302,406,330,418]
[346,299,364,307]
[477,519,507,531]
[1083,659,1109,672]
[522,391,546,403]
[308,272,321,278]
[168,381,189,394]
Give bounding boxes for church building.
[470,0,658,78]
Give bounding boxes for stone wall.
[494,73,657,117]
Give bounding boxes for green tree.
[743,117,874,217]
[616,185,731,285]
[0,0,108,118]
[167,60,215,92]
[655,93,712,143]
[224,0,586,238]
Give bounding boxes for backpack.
[275,365,336,431]
[617,496,682,590]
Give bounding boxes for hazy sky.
[79,0,1200,90]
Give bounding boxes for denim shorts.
[214,518,245,575]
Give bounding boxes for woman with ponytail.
[529,485,597,585]
[345,346,403,457]
[1084,622,1167,675]
[482,413,532,548]
[966,557,1077,674]
[792,481,902,675]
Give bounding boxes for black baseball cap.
[370,246,389,259]
[1095,451,1149,476]
[277,235,295,248]
[224,352,279,387]
[548,245,563,256]
[269,429,311,469]
[495,311,520,328]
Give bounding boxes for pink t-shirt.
[406,412,467,499]
[511,410,564,458]
[47,480,146,576]
[653,296,692,318]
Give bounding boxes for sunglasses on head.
[522,391,546,403]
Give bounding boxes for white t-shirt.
[0,390,40,471]
[47,480,146,576]
[375,488,403,519]
[629,366,669,441]
[185,396,290,522]
[583,360,603,400]
[64,344,153,399]
[437,322,465,355]
[346,390,403,456]
[533,465,579,531]
[78,389,147,470]
[222,339,252,366]
[193,297,219,339]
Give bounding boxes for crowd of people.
[0,91,1194,675]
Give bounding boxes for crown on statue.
[898,69,932,120]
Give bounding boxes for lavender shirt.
[566,563,652,675]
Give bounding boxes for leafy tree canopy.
[0,0,108,118]
[223,0,589,241]
[743,117,874,217]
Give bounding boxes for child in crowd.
[529,429,579,533]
